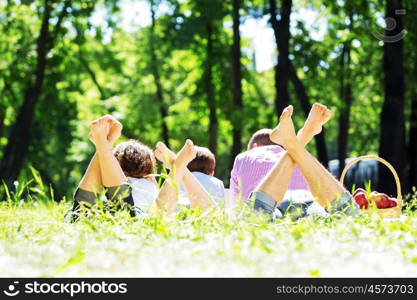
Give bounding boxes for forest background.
[0,0,415,201]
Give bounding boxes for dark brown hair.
[247,128,277,150]
[113,140,156,179]
[187,146,216,175]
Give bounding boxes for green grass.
[1,194,417,277]
[2,173,417,277]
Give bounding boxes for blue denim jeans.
[251,190,359,221]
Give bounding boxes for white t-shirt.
[179,171,225,206]
[128,177,159,212]
[127,172,225,212]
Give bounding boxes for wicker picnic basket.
[339,155,402,218]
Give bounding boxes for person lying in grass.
[251,103,359,220]
[68,115,215,221]
[229,128,310,207]
[185,146,225,204]
[155,144,225,206]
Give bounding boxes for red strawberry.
[353,192,368,209]
[353,188,366,198]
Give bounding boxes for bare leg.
[90,117,127,188]
[77,116,123,193]
[71,116,127,221]
[155,142,214,211]
[256,103,331,204]
[156,140,198,214]
[78,153,103,193]
[270,106,346,208]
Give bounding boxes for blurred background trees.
[0,0,415,200]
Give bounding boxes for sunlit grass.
[1,178,417,277]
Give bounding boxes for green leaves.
[1,0,417,198]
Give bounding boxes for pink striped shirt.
[230,145,310,201]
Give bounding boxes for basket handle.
[339,155,402,208]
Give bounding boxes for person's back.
[192,171,224,203]
[179,146,225,206]
[230,129,309,204]
[128,176,159,212]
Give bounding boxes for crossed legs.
[154,141,214,214]
[78,153,102,194]
[78,115,125,193]
[71,116,132,219]
[256,104,331,205]
[76,115,213,216]
[253,104,357,216]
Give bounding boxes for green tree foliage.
[0,0,416,199]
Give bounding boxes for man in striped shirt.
[229,128,310,207]
[231,103,359,220]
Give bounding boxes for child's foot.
[89,117,111,149]
[154,142,176,169]
[174,139,197,170]
[270,105,297,149]
[106,117,123,146]
[297,103,331,146]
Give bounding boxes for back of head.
[187,146,216,175]
[247,128,277,150]
[113,140,156,179]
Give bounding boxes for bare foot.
[154,142,176,169]
[174,139,196,171]
[297,103,331,146]
[155,140,196,175]
[107,117,123,146]
[270,105,297,148]
[89,117,111,148]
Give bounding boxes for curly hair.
[187,146,216,175]
[113,140,156,179]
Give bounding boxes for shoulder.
[210,175,225,187]
[234,146,277,161]
[249,145,284,158]
[193,172,224,187]
[192,172,214,182]
[233,151,252,165]
[128,177,158,191]
[257,145,284,153]
[235,151,250,160]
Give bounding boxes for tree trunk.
[269,0,328,166]
[338,42,352,175]
[378,0,406,196]
[269,0,292,117]
[406,1,417,191]
[149,0,170,147]
[409,90,417,190]
[0,0,52,187]
[289,63,329,166]
[0,0,71,188]
[205,22,218,155]
[230,0,243,170]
